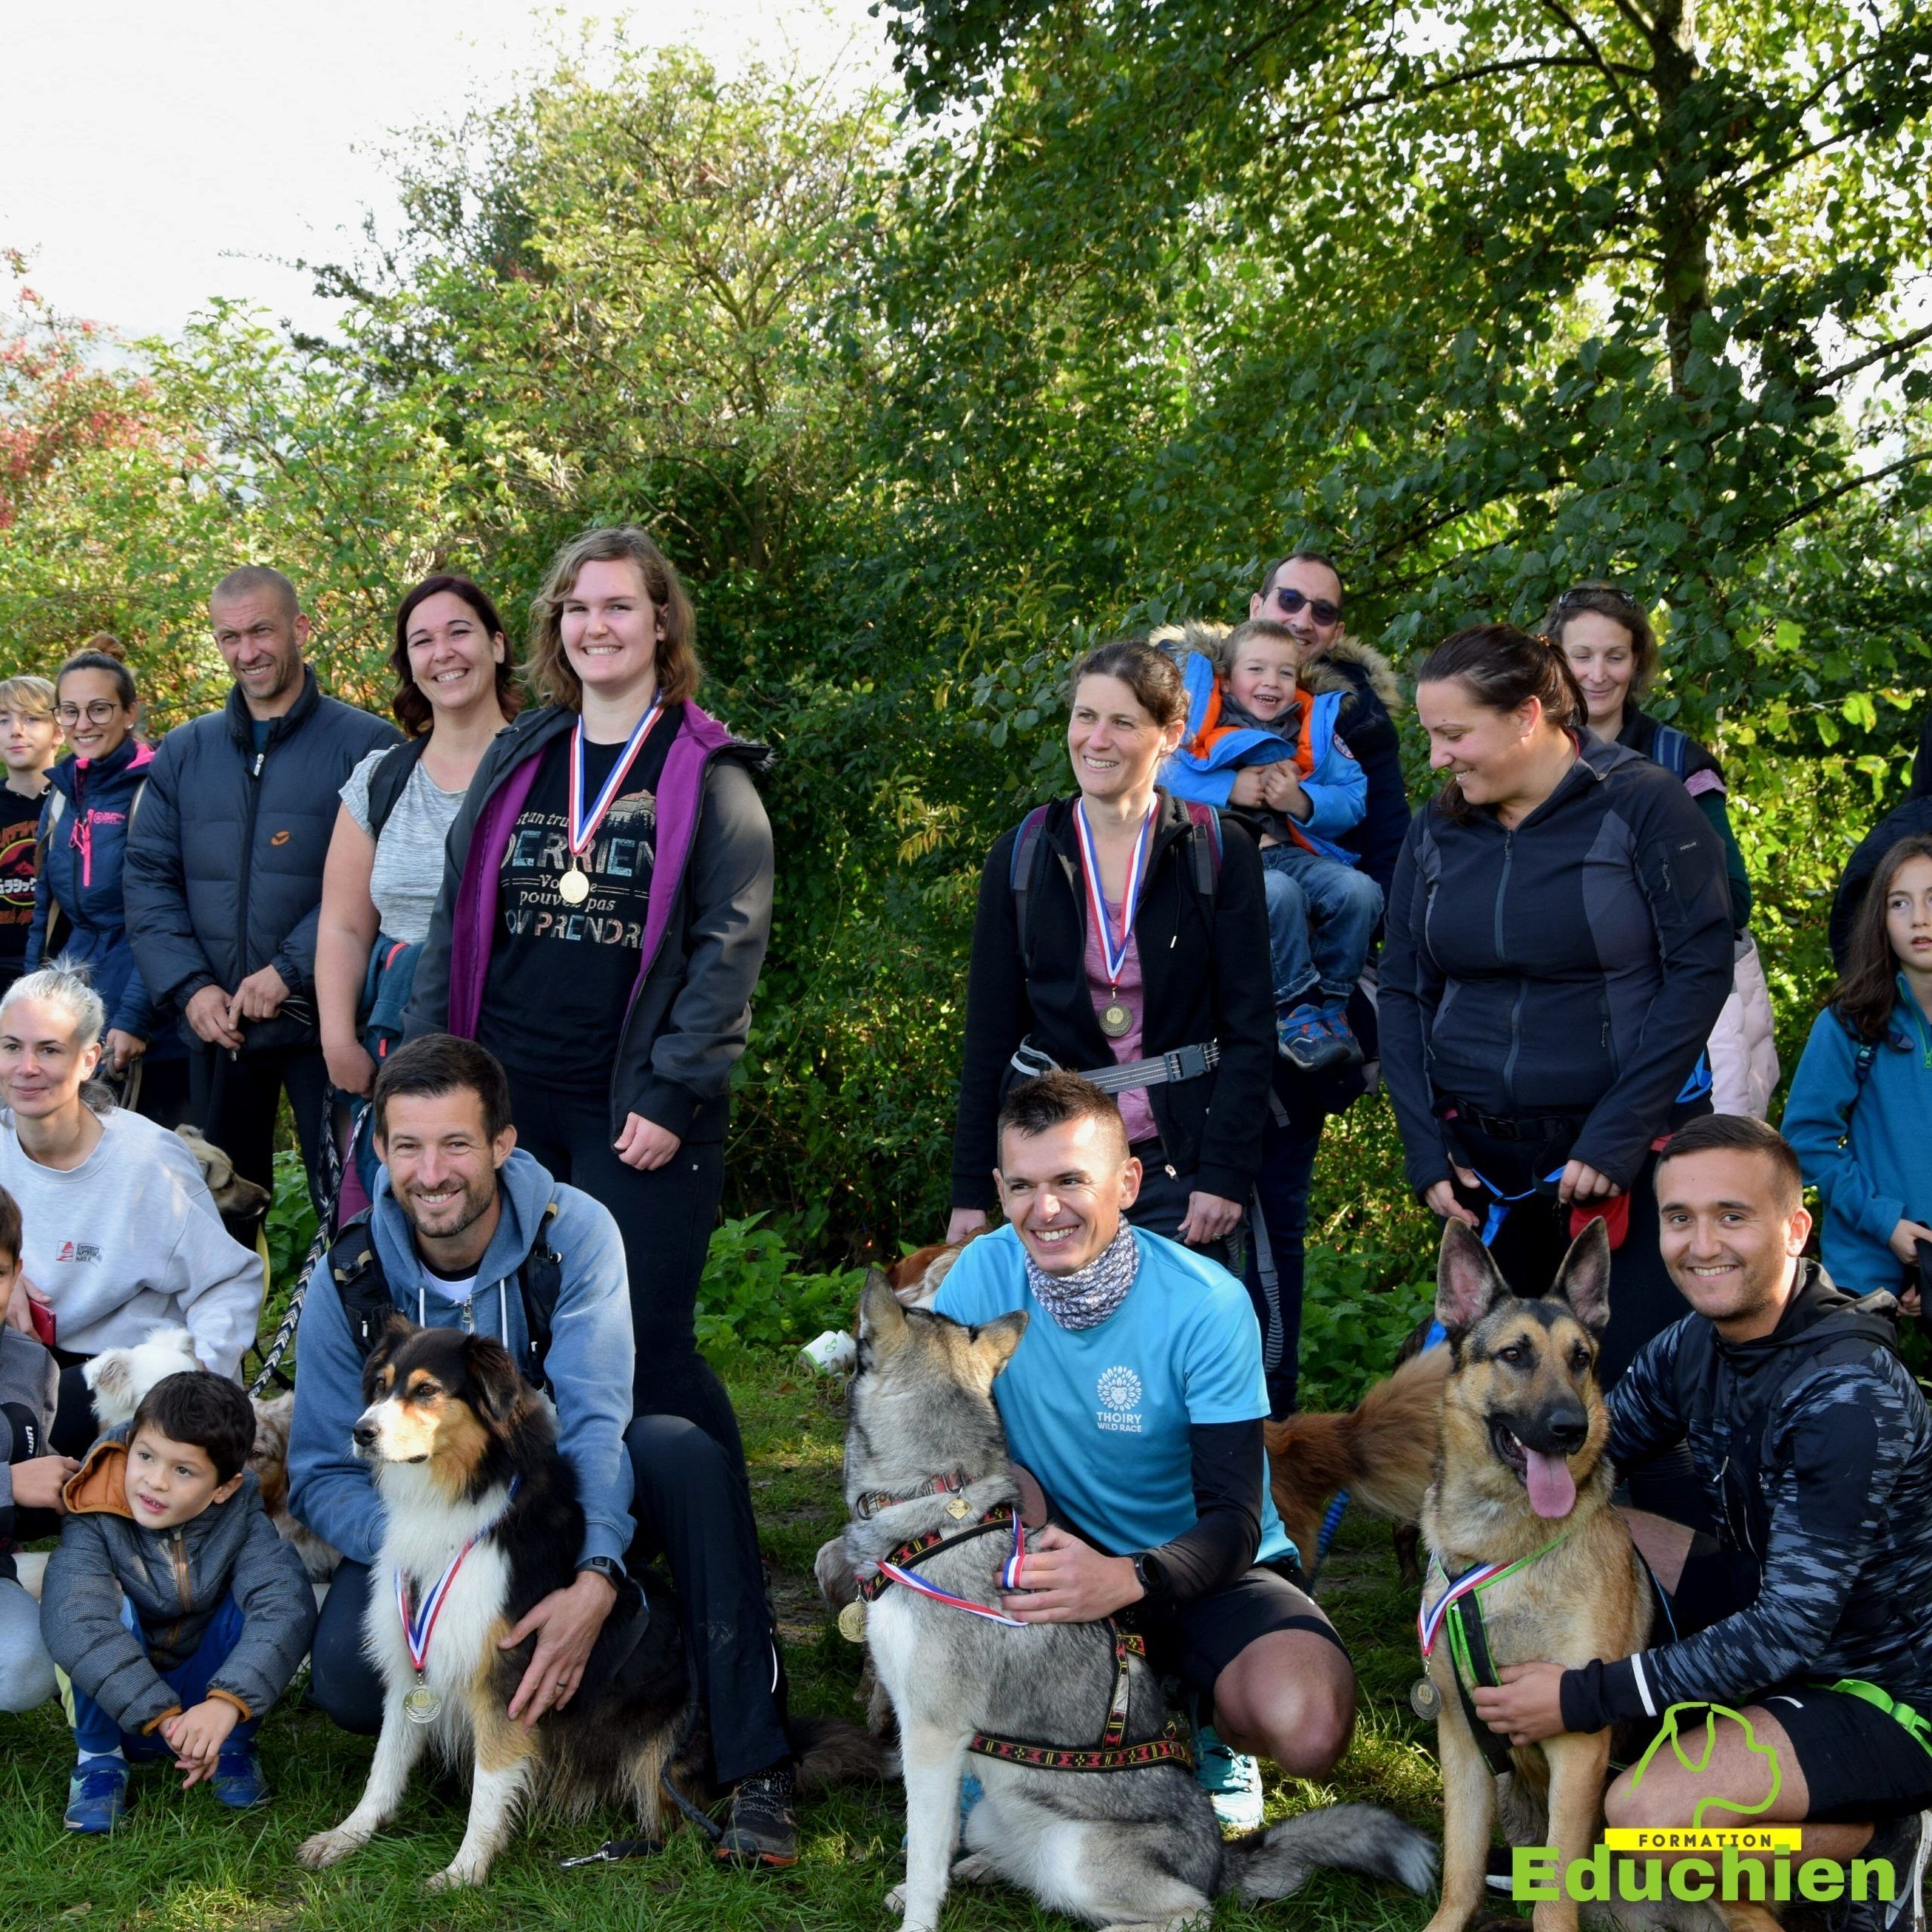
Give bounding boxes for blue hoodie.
[1783,983,1932,1297]
[287,1148,636,1571]
[1158,651,1367,862]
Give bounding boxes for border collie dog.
[297,1320,691,1888]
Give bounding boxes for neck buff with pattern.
[1023,1221,1140,1331]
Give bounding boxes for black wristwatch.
[1131,1550,1169,1603]
[577,1556,624,1590]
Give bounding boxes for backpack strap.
[1179,798,1223,908]
[365,738,431,841]
[1835,1012,1881,1149]
[1650,724,1691,781]
[1009,805,1054,977]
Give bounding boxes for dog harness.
[1418,1534,1570,1775]
[854,1505,1027,1622]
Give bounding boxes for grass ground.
[0,1346,1449,1932]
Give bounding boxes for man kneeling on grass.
[41,1371,315,1832]
[1474,1115,1932,1932]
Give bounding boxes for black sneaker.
[717,1762,798,1868]
[1484,1844,1515,1895]
[1835,1810,1932,1931]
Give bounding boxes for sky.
[3,0,889,342]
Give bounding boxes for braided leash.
[245,1101,361,1398]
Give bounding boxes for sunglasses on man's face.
[1272,586,1343,626]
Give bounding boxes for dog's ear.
[462,1335,528,1426]
[1550,1217,1612,1337]
[1435,1220,1511,1336]
[971,1309,1028,1381]
[859,1270,908,1352]
[84,1350,133,1405]
[361,1316,414,1401]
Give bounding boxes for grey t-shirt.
[340,746,466,945]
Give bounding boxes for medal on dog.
[404,1677,443,1725]
[1408,1677,1441,1721]
[838,1600,868,1643]
[395,1478,520,1718]
[946,1495,971,1520]
[1072,800,1156,1046]
[562,703,663,909]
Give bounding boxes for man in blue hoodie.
[289,1033,801,1864]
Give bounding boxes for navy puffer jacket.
[124,672,398,1053]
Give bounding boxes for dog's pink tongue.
[1524,1447,1576,1518]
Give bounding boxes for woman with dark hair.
[315,577,518,1211]
[25,650,187,1124]
[1544,582,1775,1116]
[406,527,774,1470]
[1785,834,1932,1300]
[1380,623,1734,1412]
[947,638,1275,1256]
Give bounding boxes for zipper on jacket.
[1495,829,1524,1105]
[235,743,267,981]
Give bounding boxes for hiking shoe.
[212,1743,269,1809]
[1485,1844,1516,1894]
[63,1758,129,1834]
[1192,1719,1264,1834]
[717,1761,798,1867]
[1277,1003,1349,1072]
[1319,997,1365,1068]
[1833,1808,1932,1930]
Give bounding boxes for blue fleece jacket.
[1159,652,1366,862]
[287,1149,635,1571]
[1783,983,1932,1296]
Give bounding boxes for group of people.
[0,532,1929,1925]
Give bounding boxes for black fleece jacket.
[1380,737,1733,1195]
[1562,1264,1932,1730]
[951,792,1275,1211]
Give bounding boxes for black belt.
[1011,1038,1220,1095]
[1437,1096,1589,1145]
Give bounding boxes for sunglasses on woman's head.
[1272,586,1343,626]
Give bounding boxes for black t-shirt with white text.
[478,709,680,1091]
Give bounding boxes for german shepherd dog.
[848,1275,1437,1932]
[298,1320,872,1888]
[1420,1220,1729,1932]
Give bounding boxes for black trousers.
[503,1072,743,1475]
[189,1042,329,1209]
[1244,1106,1325,1420]
[1125,1140,1233,1272]
[307,1415,791,1784]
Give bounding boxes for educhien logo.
[1097,1367,1142,1412]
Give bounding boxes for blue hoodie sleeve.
[287,1257,385,1568]
[1157,755,1237,809]
[1297,694,1369,840]
[540,1192,638,1570]
[1783,1009,1904,1252]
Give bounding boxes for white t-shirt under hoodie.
[0,1106,266,1377]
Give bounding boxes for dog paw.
[884,1881,908,1913]
[426,1861,485,1892]
[951,1852,998,1885]
[297,1826,365,1869]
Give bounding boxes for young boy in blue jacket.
[1161,621,1383,1071]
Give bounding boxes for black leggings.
[189,1042,330,1210]
[503,1072,743,1475]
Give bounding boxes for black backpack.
[328,1201,565,1392]
[364,737,431,840]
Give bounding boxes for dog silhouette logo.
[1629,1703,1782,1826]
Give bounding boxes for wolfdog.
[1420,1220,1730,1932]
[845,1274,1436,1932]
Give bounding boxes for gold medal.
[837,1600,868,1644]
[558,864,590,906]
[946,1495,971,1521]
[403,1678,444,1725]
[1408,1677,1442,1721]
[1100,1000,1134,1038]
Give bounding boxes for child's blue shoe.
[1277,1001,1349,1072]
[63,1757,129,1833]
[1318,996,1365,1069]
[212,1743,269,1809]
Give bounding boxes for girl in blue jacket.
[25,648,186,1124]
[1784,833,1932,1302]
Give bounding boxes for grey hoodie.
[41,1428,315,1733]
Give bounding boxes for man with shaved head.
[125,568,397,1198]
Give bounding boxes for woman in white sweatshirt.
[0,963,263,1453]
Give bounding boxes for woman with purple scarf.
[406,526,774,1469]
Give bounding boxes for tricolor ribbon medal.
[1073,801,1156,1038]
[873,1514,1031,1629]
[1417,1558,1505,1659]
[395,1478,521,1722]
[559,701,663,906]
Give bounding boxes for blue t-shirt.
[935,1224,1292,1564]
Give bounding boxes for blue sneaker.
[1192,1719,1263,1834]
[900,1772,983,1854]
[63,1757,129,1834]
[212,1743,268,1809]
[1318,996,1365,1069]
[1277,1001,1349,1072]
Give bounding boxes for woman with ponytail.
[1379,626,1733,1454]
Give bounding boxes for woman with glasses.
[23,645,188,1124]
[1544,583,1776,1117]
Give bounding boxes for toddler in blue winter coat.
[1784,832,1932,1303]
[1161,620,1383,1071]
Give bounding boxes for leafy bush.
[696,1213,867,1353]
[265,1148,320,1300]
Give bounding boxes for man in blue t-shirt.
[936,1071,1356,1802]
